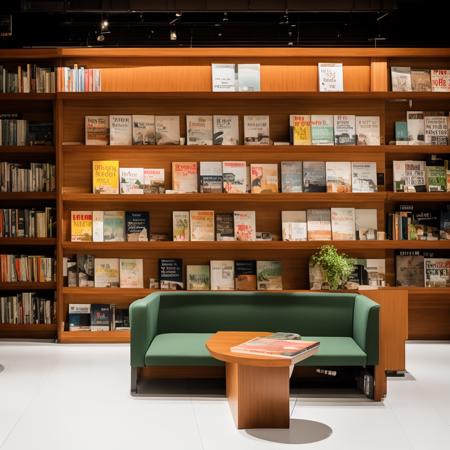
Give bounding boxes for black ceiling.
[0,0,449,48]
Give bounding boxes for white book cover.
[281,211,307,241]
[326,161,352,193]
[391,67,412,92]
[119,168,144,194]
[244,115,270,145]
[355,209,378,240]
[406,111,425,144]
[212,63,236,92]
[186,115,213,145]
[234,211,256,241]
[172,211,190,241]
[94,258,119,288]
[281,161,302,193]
[424,115,448,145]
[85,116,109,145]
[155,116,180,145]
[132,115,155,145]
[103,211,125,242]
[238,64,260,92]
[109,115,132,145]
[307,209,332,241]
[213,115,239,145]
[199,161,222,193]
[92,210,104,242]
[351,162,378,192]
[393,160,426,192]
[172,162,198,193]
[143,168,165,194]
[318,63,344,92]
[366,259,386,287]
[119,258,143,288]
[356,116,380,145]
[190,210,215,241]
[223,161,247,193]
[334,114,356,145]
[210,260,235,290]
[331,208,356,240]
[431,69,450,92]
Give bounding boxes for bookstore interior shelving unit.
[0,48,449,343]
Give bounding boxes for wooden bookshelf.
[59,329,130,343]
[0,323,57,339]
[0,192,56,201]
[0,145,55,154]
[0,282,56,290]
[0,238,56,246]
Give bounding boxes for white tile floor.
[0,341,449,450]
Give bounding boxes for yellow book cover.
[92,160,119,194]
[290,114,311,145]
[71,211,93,242]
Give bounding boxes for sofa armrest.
[130,292,161,368]
[353,294,380,366]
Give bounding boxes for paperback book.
[426,160,447,192]
[213,115,239,145]
[331,207,356,240]
[234,211,256,241]
[210,260,235,290]
[250,163,279,193]
[71,211,92,242]
[311,115,334,145]
[318,63,343,92]
[155,116,180,145]
[424,258,450,287]
[132,115,155,145]
[93,211,103,242]
[395,121,409,145]
[190,210,215,241]
[351,162,378,192]
[355,209,378,240]
[199,161,223,193]
[238,64,260,92]
[120,258,143,288]
[334,115,356,145]
[396,252,424,287]
[172,162,198,193]
[424,115,448,145]
[326,161,352,193]
[211,63,236,92]
[143,168,165,194]
[186,265,210,290]
[91,304,111,331]
[411,69,431,92]
[76,254,94,287]
[406,111,425,144]
[172,211,190,241]
[281,211,307,241]
[119,168,144,194]
[289,115,311,145]
[307,209,332,240]
[103,211,125,242]
[94,258,120,288]
[431,69,450,92]
[281,161,302,192]
[391,67,412,92]
[393,160,426,192]
[186,115,213,145]
[68,304,91,331]
[125,212,149,242]
[235,260,257,290]
[303,161,326,192]
[355,116,380,145]
[109,115,132,146]
[223,161,247,193]
[215,212,235,241]
[257,261,282,290]
[244,115,270,145]
[92,160,119,194]
[85,116,108,145]
[159,258,183,290]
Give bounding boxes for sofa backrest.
[156,292,357,337]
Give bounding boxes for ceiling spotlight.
[170,29,177,41]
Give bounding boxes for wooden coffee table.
[206,331,318,429]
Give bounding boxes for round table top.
[205,331,293,367]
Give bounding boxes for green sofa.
[130,291,380,394]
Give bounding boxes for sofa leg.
[131,367,138,395]
[373,364,386,401]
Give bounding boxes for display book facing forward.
[391,67,450,92]
[68,304,129,331]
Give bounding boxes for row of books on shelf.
[0,64,56,93]
[391,67,450,93]
[0,292,55,325]
[68,304,129,331]
[0,162,56,192]
[0,116,53,146]
[0,255,55,282]
[0,208,56,238]
[57,66,101,92]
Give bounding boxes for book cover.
[331,207,356,240]
[234,211,256,241]
[356,116,380,145]
[250,163,279,193]
[199,161,223,193]
[92,160,119,194]
[396,252,424,287]
[71,210,92,242]
[215,212,235,241]
[103,211,125,242]
[395,121,409,144]
[354,259,386,287]
[318,63,343,92]
[355,209,378,240]
[413,210,440,240]
[222,161,247,193]
[440,207,450,240]
[212,63,236,92]
[85,116,108,145]
[186,265,210,290]
[94,258,120,288]
[281,161,302,193]
[190,210,215,241]
[68,304,91,331]
[311,115,334,145]
[424,258,450,288]
[159,258,183,290]
[244,115,270,145]
[172,162,198,193]
[307,209,332,240]
[424,115,448,145]
[238,64,260,92]
[186,115,213,145]
[143,168,165,194]
[303,161,326,192]
[92,210,104,242]
[114,308,130,330]
[90,304,111,331]
[120,258,143,288]
[391,67,412,92]
[289,114,311,145]
[326,161,352,193]
[132,114,155,145]
[406,111,425,144]
[431,69,450,92]
[235,260,257,291]
[66,257,77,287]
[76,254,94,287]
[257,260,282,290]
[393,160,426,192]
[210,260,235,290]
[281,211,307,241]
[411,69,431,92]
[172,211,190,241]
[426,164,447,192]
[213,115,239,145]
[125,211,149,242]
[155,116,180,145]
[119,167,144,194]
[334,115,356,145]
[351,162,378,192]
[109,115,132,146]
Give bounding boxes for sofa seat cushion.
[296,336,367,366]
[145,333,223,366]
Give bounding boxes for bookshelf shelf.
[0,93,55,101]
[0,323,57,339]
[0,192,56,201]
[0,145,55,154]
[0,323,57,331]
[387,192,450,202]
[0,238,56,246]
[62,287,155,302]
[59,330,130,343]
[0,282,56,291]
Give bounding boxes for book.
[257,261,282,290]
[281,161,302,193]
[440,207,450,240]
[159,258,183,290]
[406,111,425,144]
[85,116,108,145]
[424,258,450,287]
[213,115,239,145]
[424,115,448,145]
[281,211,307,241]
[331,207,356,240]
[94,258,120,288]
[411,69,431,92]
[355,209,378,240]
[119,167,144,194]
[92,160,119,194]
[27,122,53,145]
[172,162,198,193]
[68,304,91,331]
[76,254,94,287]
[326,161,352,193]
[199,161,222,193]
[215,212,235,241]
[303,161,326,192]
[393,160,426,192]
[120,258,143,288]
[92,211,104,242]
[318,63,343,92]
[210,260,234,290]
[186,115,213,145]
[114,308,130,330]
[426,162,447,192]
[289,115,311,145]
[190,210,215,241]
[351,162,378,192]
[234,211,256,241]
[356,116,380,145]
[90,304,111,331]
[250,163,279,193]
[244,115,270,145]
[235,260,257,290]
[396,252,424,287]
[222,161,247,193]
[238,64,260,92]
[132,115,155,145]
[186,265,210,290]
[334,115,356,145]
[125,212,149,241]
[71,211,92,242]
[66,257,77,287]
[431,69,450,92]
[155,116,180,145]
[307,209,332,240]
[395,121,409,145]
[172,211,190,241]
[211,63,236,92]
[364,259,386,287]
[103,211,125,242]
[109,115,132,145]
[311,115,334,145]
[143,168,165,194]
[391,67,412,92]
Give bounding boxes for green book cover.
[311,115,334,145]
